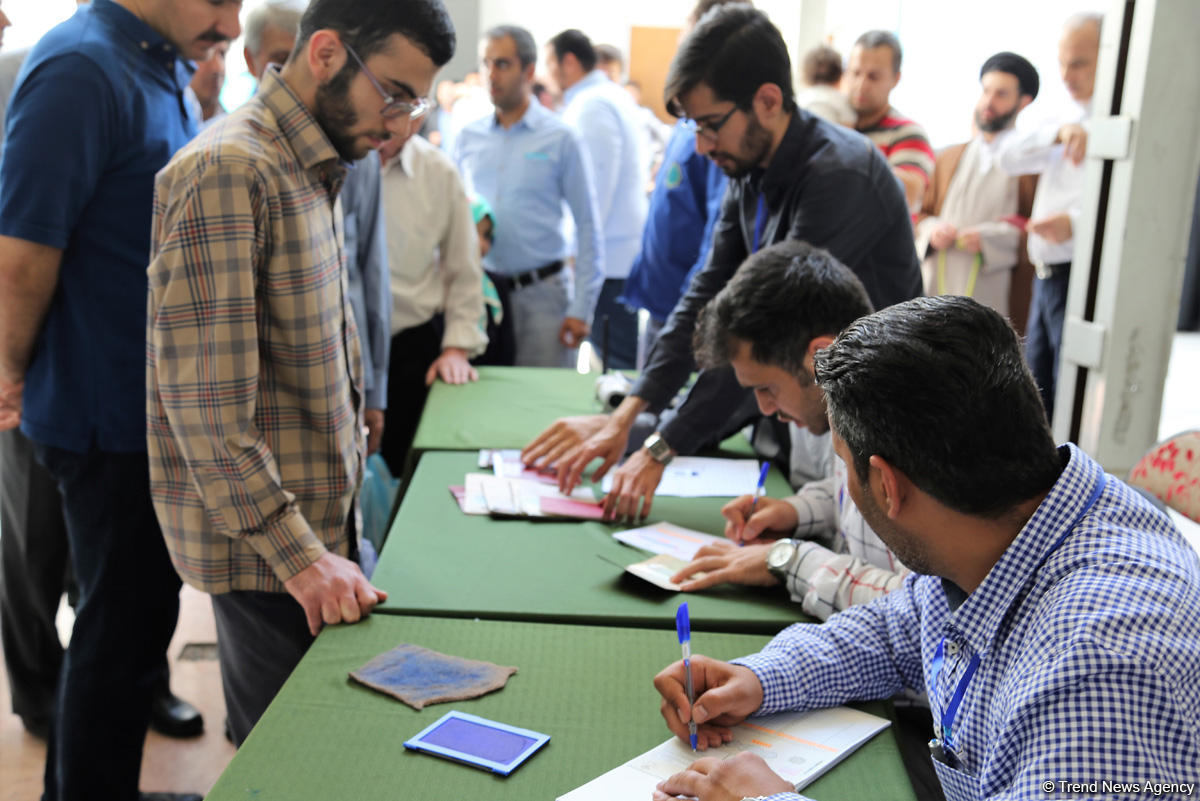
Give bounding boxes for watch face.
[767,541,796,570]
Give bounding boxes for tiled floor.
[0,584,236,801]
[1,333,1197,800]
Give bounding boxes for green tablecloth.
[204,615,915,801]
[372,451,804,634]
[411,365,755,456]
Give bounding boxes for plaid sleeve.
[732,574,926,715]
[148,159,327,583]
[784,540,910,621]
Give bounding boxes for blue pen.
[749,461,770,514]
[675,602,698,751]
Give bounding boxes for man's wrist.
[642,431,676,465]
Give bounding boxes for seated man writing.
[651,295,1200,801]
[668,240,909,621]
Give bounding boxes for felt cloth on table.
[349,643,518,710]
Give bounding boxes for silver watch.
[642,431,675,465]
[766,539,800,582]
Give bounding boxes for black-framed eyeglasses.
[682,105,739,142]
[343,41,434,120]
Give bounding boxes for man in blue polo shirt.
[0,1,240,799]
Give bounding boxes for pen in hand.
[741,461,771,542]
[675,602,698,751]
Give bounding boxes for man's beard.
[975,105,1018,134]
[315,63,379,162]
[711,114,773,178]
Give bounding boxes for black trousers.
[34,444,182,801]
[588,278,639,370]
[211,590,314,747]
[0,427,68,733]
[379,317,443,476]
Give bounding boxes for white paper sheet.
[601,456,761,497]
[612,522,726,561]
[463,473,596,517]
[558,707,891,801]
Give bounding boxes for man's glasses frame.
[342,41,434,120]
[682,105,739,142]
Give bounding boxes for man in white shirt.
[377,119,487,472]
[998,13,1100,415]
[546,29,648,369]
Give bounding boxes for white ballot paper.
[463,473,596,517]
[612,522,726,562]
[558,707,891,801]
[602,456,761,497]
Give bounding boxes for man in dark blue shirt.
[0,1,240,798]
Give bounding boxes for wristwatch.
[642,431,675,465]
[766,539,800,582]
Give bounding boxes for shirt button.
[945,641,960,657]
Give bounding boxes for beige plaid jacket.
[147,68,363,594]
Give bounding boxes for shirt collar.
[383,135,418,175]
[491,97,551,132]
[257,66,344,176]
[947,443,1102,658]
[563,69,608,106]
[90,0,188,81]
[758,111,808,204]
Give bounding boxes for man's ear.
[869,454,906,519]
[806,335,836,363]
[751,82,784,121]
[1017,93,1034,112]
[306,29,346,83]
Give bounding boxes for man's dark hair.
[854,30,902,74]
[595,44,623,68]
[549,29,596,73]
[815,295,1062,518]
[803,45,843,86]
[665,4,795,116]
[297,0,455,68]
[980,51,1040,100]
[694,240,874,378]
[486,24,537,69]
[687,0,753,27]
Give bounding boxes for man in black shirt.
[523,4,922,519]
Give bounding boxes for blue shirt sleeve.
[559,128,605,321]
[0,52,115,247]
[352,159,390,410]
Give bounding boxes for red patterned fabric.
[1129,430,1200,522]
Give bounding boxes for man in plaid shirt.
[653,296,1200,801]
[147,0,454,744]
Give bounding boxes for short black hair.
[854,30,902,74]
[297,0,455,68]
[694,240,874,378]
[803,45,843,86]
[980,51,1040,100]
[665,3,795,116]
[549,29,596,73]
[486,24,537,69]
[595,44,623,68]
[815,295,1062,519]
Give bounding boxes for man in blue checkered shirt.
[652,295,1200,801]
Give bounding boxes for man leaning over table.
[147,0,455,746]
[651,296,1200,801]
[522,4,922,521]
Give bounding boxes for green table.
[204,615,915,801]
[411,365,754,456]
[373,451,804,634]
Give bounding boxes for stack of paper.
[612,522,727,590]
[601,456,761,497]
[558,707,891,800]
[449,474,603,520]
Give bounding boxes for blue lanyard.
[929,640,980,749]
[752,193,767,253]
[929,470,1108,754]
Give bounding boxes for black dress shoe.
[149,682,204,738]
[139,793,204,801]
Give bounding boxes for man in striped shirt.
[845,30,934,213]
[147,0,454,745]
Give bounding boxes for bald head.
[1059,13,1101,102]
